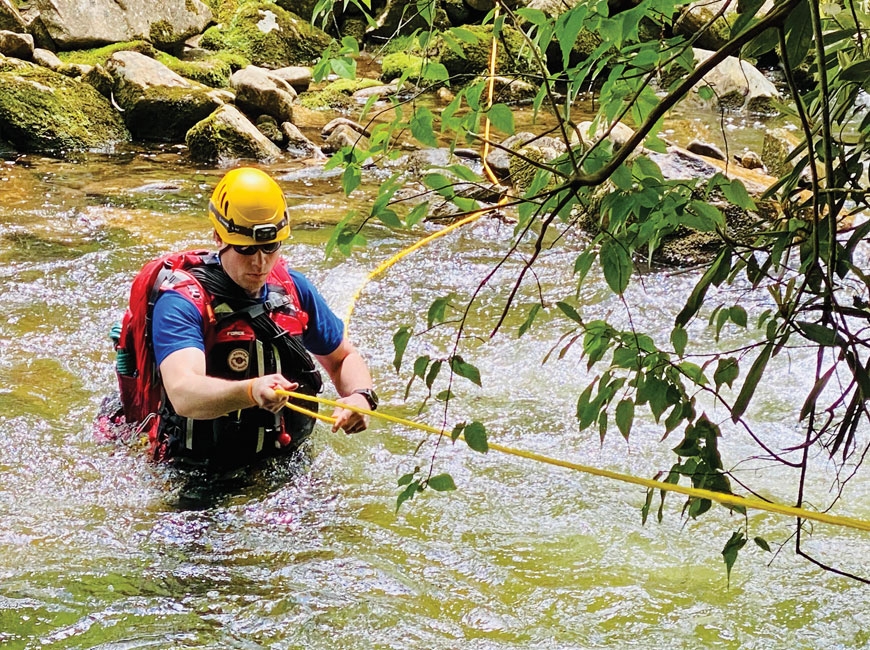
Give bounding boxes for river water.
[1,137,869,649]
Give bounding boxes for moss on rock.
[154,50,248,88]
[437,24,534,79]
[58,41,157,66]
[380,52,424,81]
[296,77,379,111]
[0,61,130,152]
[200,2,331,68]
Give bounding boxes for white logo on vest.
[227,348,250,372]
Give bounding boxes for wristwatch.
[351,388,379,411]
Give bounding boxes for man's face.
[216,233,282,297]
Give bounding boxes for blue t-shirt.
[152,266,344,366]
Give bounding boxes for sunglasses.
[231,241,282,255]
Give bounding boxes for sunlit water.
[1,136,870,650]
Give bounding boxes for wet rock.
[269,66,313,93]
[762,127,802,177]
[280,121,325,159]
[33,0,212,50]
[81,64,114,98]
[352,83,398,101]
[107,51,224,142]
[735,150,764,170]
[486,131,537,178]
[322,123,370,153]
[231,65,296,125]
[256,114,284,145]
[687,139,726,161]
[322,117,370,138]
[0,58,130,152]
[0,30,32,59]
[186,104,282,164]
[575,120,635,153]
[682,48,781,114]
[673,2,732,51]
[507,136,567,192]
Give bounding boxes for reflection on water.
[1,141,869,649]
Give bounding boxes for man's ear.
[213,230,223,247]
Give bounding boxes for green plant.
[313,0,870,583]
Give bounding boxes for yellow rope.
[316,1,870,534]
[277,389,870,532]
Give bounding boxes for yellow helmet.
[208,167,290,245]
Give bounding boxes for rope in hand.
[276,389,870,533]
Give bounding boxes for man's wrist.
[351,388,379,411]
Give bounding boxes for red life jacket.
[114,251,321,467]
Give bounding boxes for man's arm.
[160,348,295,419]
[315,337,374,434]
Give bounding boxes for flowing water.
[2,131,870,650]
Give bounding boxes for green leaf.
[451,26,480,44]
[556,5,589,67]
[796,321,845,347]
[427,296,450,326]
[753,536,771,552]
[411,107,439,147]
[556,301,583,324]
[421,61,450,82]
[675,247,732,327]
[392,326,411,373]
[450,355,482,386]
[425,359,442,390]
[396,479,422,511]
[342,165,361,195]
[416,0,434,26]
[405,202,429,227]
[731,342,773,421]
[714,357,740,389]
[722,530,747,585]
[330,56,356,79]
[413,354,430,379]
[463,421,489,452]
[487,104,515,135]
[729,305,748,328]
[783,0,812,67]
[518,303,542,337]
[599,239,632,295]
[671,326,688,356]
[742,27,778,59]
[719,179,756,210]
[615,399,634,440]
[397,470,418,486]
[427,473,457,491]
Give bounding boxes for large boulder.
[0,29,33,59]
[0,56,130,152]
[683,48,781,114]
[0,0,26,33]
[230,65,296,124]
[106,50,225,142]
[200,2,331,68]
[32,0,213,50]
[186,103,282,165]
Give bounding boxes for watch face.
[354,388,378,409]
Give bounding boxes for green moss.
[438,24,534,79]
[186,107,273,163]
[0,63,130,152]
[200,2,331,67]
[297,87,355,111]
[154,50,246,88]
[381,52,424,81]
[58,41,156,66]
[149,20,177,48]
[325,77,381,93]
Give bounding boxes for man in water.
[149,166,378,470]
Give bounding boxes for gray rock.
[322,123,369,154]
[687,139,726,161]
[0,0,26,33]
[280,121,325,159]
[107,50,223,142]
[0,29,32,59]
[230,65,296,125]
[186,104,282,165]
[33,0,213,49]
[32,47,62,70]
[322,117,370,138]
[485,131,536,178]
[269,66,313,92]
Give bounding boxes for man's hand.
[331,392,371,434]
[249,374,298,413]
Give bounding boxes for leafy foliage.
[313,0,870,582]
